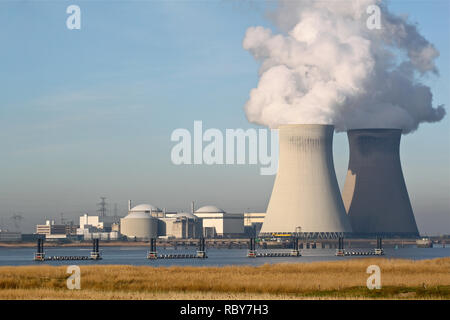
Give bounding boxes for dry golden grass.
[0,257,449,300]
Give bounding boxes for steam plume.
[243,0,445,133]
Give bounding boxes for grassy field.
[0,257,449,299]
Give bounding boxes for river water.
[0,245,448,267]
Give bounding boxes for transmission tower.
[113,203,118,217]
[97,197,108,217]
[10,214,23,231]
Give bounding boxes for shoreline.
[0,238,425,249]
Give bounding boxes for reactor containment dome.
[120,206,158,240]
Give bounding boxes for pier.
[336,237,384,256]
[147,237,208,259]
[33,238,102,261]
[248,237,301,258]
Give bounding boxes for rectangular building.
[36,221,66,236]
[0,231,21,242]
[194,212,244,238]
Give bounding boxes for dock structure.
[147,238,157,259]
[33,238,45,261]
[336,236,385,256]
[290,237,301,257]
[335,236,345,256]
[374,237,384,255]
[147,237,208,260]
[90,238,101,260]
[34,238,102,261]
[247,238,256,258]
[196,237,207,259]
[248,237,302,258]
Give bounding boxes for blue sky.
[0,0,448,234]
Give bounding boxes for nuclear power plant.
[260,124,352,238]
[342,129,419,237]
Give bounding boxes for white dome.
[130,204,161,213]
[174,212,198,220]
[123,211,153,219]
[195,205,225,214]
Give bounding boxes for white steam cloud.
[243,0,445,133]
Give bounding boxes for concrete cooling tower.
[342,129,419,237]
[260,124,352,237]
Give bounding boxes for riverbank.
[0,238,423,249]
[0,257,448,299]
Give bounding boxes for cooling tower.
[342,129,419,237]
[260,124,352,237]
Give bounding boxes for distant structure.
[161,212,203,239]
[194,206,244,238]
[10,214,23,232]
[0,230,21,242]
[342,129,419,237]
[260,124,352,238]
[120,205,159,240]
[113,203,118,218]
[36,220,67,240]
[0,215,22,241]
[77,213,120,240]
[121,201,240,240]
[243,212,266,237]
[97,197,108,217]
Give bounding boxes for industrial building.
[36,220,67,237]
[119,202,243,240]
[260,124,352,238]
[77,213,121,240]
[79,213,120,232]
[160,212,203,239]
[342,129,419,237]
[0,230,21,242]
[120,203,203,240]
[194,206,244,238]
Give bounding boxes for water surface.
[0,245,448,267]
